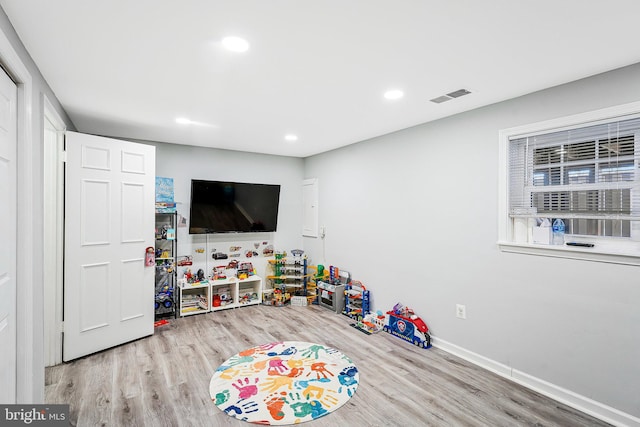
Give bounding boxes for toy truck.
[383,303,431,349]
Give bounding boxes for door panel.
[82,179,110,244]
[79,262,110,332]
[64,131,155,361]
[120,258,146,321]
[121,182,145,241]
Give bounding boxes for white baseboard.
[431,336,640,427]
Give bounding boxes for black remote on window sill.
[565,242,594,248]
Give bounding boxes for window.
[499,102,640,264]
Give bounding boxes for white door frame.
[0,25,40,402]
[43,96,65,367]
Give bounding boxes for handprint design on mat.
[267,357,289,375]
[300,344,325,359]
[213,389,230,405]
[264,392,287,421]
[219,364,257,380]
[308,362,335,379]
[298,383,339,408]
[258,341,284,352]
[251,359,268,372]
[285,358,304,378]
[232,377,259,399]
[267,346,297,357]
[337,365,358,397]
[294,377,330,391]
[221,353,255,368]
[238,347,257,357]
[260,375,294,393]
[224,399,259,418]
[287,391,328,420]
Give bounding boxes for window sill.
[497,241,640,266]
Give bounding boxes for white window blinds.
[508,116,640,237]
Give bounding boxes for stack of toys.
[343,280,370,320]
[263,250,311,306]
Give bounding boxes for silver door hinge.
[61,151,67,162]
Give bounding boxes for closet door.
[0,63,18,402]
[64,131,155,361]
[302,178,318,237]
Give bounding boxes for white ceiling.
[2,1,640,158]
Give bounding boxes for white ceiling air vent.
[429,95,452,104]
[446,89,471,98]
[430,88,471,104]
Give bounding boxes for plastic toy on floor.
[155,288,174,310]
[351,311,385,334]
[382,303,431,348]
[343,281,370,320]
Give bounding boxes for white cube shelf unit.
[178,276,262,316]
[178,281,210,316]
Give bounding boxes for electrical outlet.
[456,304,466,319]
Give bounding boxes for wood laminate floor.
[45,305,611,427]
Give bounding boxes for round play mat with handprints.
[209,341,359,425]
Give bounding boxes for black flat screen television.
[189,179,281,234]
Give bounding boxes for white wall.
[152,142,305,277]
[304,63,640,422]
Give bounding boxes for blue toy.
[155,284,174,310]
[383,303,431,349]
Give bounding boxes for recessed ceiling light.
[285,134,298,142]
[222,36,250,52]
[175,117,192,124]
[384,89,404,100]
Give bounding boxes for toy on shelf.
[314,264,326,280]
[343,280,370,320]
[212,294,221,307]
[237,290,259,305]
[212,265,227,280]
[226,260,239,278]
[237,262,255,280]
[154,283,174,310]
[212,285,232,307]
[382,303,431,349]
[263,250,312,306]
[181,293,208,314]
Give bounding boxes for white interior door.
[0,62,18,402]
[64,131,156,361]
